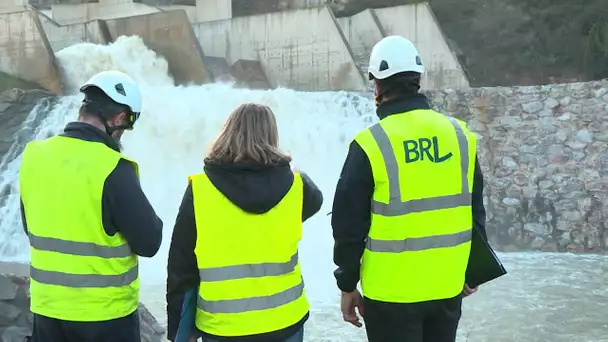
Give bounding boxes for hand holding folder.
[465,226,507,289]
[175,288,198,342]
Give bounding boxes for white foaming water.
[1,36,608,342]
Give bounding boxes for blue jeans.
[203,327,304,342]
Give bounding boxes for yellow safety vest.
[355,109,477,303]
[19,135,140,322]
[189,172,309,337]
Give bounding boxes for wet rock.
[522,101,543,113]
[0,89,56,162]
[544,97,559,109]
[566,141,587,149]
[575,129,593,143]
[501,245,520,252]
[594,87,607,98]
[512,172,528,186]
[502,198,520,206]
[567,244,585,253]
[562,211,583,222]
[587,235,601,250]
[502,156,517,169]
[557,232,572,246]
[531,237,545,249]
[1,326,30,342]
[541,242,558,252]
[139,305,165,342]
[0,273,165,342]
[0,277,17,301]
[523,223,551,237]
[0,301,21,324]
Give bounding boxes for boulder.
[0,88,57,165]
[0,271,165,342]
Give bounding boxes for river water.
[0,36,607,342]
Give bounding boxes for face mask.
[374,83,382,106]
[107,121,125,152]
[113,135,123,152]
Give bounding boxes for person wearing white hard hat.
[19,70,163,342]
[331,36,487,341]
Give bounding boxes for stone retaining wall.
[424,79,608,252]
[0,273,165,342]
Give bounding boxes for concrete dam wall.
[0,0,469,93]
[0,9,62,94]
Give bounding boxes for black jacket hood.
[61,121,120,151]
[376,93,432,120]
[203,159,294,214]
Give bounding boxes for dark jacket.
[331,93,488,293]
[19,122,164,258]
[166,159,323,342]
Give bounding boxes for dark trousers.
[363,295,462,342]
[31,310,141,342]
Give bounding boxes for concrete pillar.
[289,0,328,9]
[195,0,231,22]
[0,0,26,6]
[0,0,27,14]
[99,0,133,5]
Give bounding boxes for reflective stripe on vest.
[28,232,137,287]
[365,117,472,253]
[199,252,299,282]
[198,281,305,314]
[30,265,138,288]
[29,232,133,258]
[197,252,302,313]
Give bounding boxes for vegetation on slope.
[333,0,608,86]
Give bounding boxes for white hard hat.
[368,36,424,80]
[80,71,142,119]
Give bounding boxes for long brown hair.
[206,103,291,164]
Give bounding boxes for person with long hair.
[166,103,323,342]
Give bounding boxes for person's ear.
[111,112,127,126]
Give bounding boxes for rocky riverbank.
[0,263,165,342]
[0,88,57,165]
